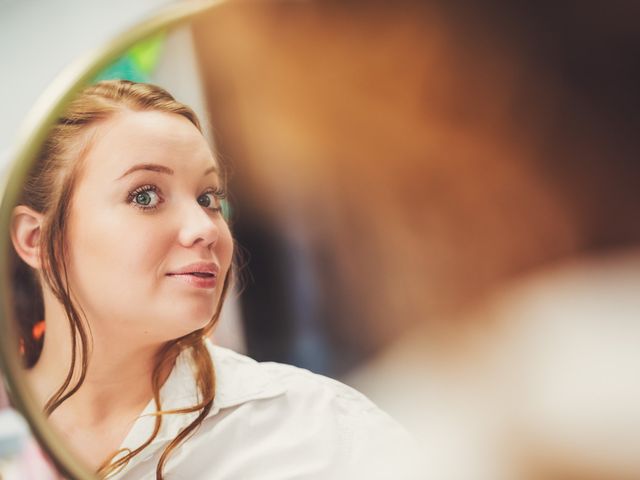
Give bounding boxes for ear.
[11,205,44,270]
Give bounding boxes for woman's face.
[64,110,233,345]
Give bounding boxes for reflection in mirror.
[11,80,233,477]
[3,14,413,480]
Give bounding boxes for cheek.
[67,207,172,294]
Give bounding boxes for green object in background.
[93,32,166,83]
[221,199,232,222]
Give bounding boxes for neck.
[26,288,172,428]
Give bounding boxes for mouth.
[181,272,216,278]
[166,263,219,289]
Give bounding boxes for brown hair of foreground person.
[9,80,232,479]
[189,0,640,364]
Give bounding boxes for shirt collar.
[117,340,286,464]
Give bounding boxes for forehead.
[80,110,217,179]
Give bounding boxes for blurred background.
[2,0,640,479]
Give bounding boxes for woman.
[9,80,411,479]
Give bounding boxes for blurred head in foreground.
[331,2,640,479]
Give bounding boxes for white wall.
[0,0,178,169]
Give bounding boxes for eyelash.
[201,187,227,212]
[127,184,226,213]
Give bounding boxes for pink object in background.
[17,437,61,480]
[0,381,60,479]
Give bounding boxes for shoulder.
[209,341,386,416]
[204,342,418,478]
[116,343,417,479]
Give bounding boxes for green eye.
[136,192,152,205]
[128,185,161,210]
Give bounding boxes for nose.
[177,200,219,249]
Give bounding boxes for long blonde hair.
[10,79,231,479]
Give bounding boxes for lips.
[166,262,219,289]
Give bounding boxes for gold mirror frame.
[0,1,227,478]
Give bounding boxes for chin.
[159,324,209,344]
[152,302,218,338]
[175,311,216,335]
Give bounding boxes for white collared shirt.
[110,340,415,479]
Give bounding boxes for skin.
[12,110,234,469]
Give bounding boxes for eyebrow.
[203,165,218,176]
[116,163,218,180]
